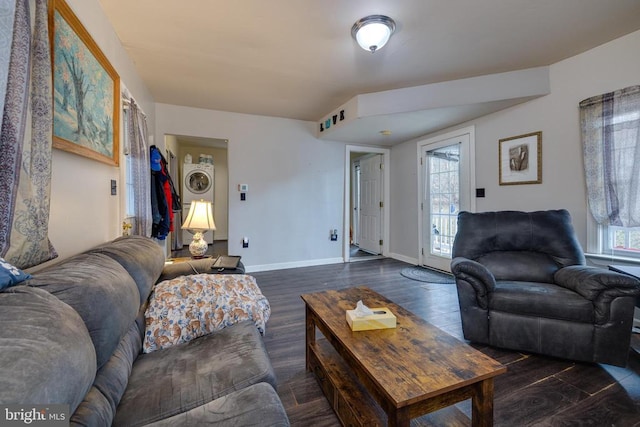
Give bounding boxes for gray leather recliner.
[450,209,640,367]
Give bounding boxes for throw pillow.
[0,257,32,290]
[143,274,271,353]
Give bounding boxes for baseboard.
[245,257,344,273]
[388,252,418,265]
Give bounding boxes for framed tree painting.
[50,0,120,166]
[498,131,542,185]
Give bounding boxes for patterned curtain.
[580,85,640,227]
[0,0,57,268]
[0,1,16,126]
[123,97,152,237]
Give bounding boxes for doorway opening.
[165,134,229,259]
[344,145,390,262]
[417,127,475,271]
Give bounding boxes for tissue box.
[346,307,397,331]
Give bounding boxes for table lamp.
[181,199,216,258]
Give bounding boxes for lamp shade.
[351,15,396,53]
[181,200,216,231]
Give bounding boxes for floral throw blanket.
[143,274,271,353]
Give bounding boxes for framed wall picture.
[50,0,120,166]
[498,131,542,185]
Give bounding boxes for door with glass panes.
[420,132,473,271]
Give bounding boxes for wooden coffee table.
[301,286,506,427]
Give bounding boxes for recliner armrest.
[554,265,640,301]
[555,265,640,325]
[451,257,496,293]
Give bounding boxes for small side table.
[609,265,640,280]
[165,255,213,265]
[159,256,245,283]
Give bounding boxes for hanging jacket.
[150,146,170,240]
[162,166,174,232]
[151,169,170,240]
[150,145,181,210]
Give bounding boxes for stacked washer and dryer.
[182,161,215,245]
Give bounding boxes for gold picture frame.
[498,131,542,185]
[50,0,120,166]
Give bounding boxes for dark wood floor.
[251,258,640,427]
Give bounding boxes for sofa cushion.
[477,251,559,283]
[88,236,165,304]
[28,252,140,368]
[0,257,31,290]
[490,280,594,323]
[70,321,143,426]
[143,274,271,352]
[143,383,290,427]
[114,320,277,426]
[0,286,95,414]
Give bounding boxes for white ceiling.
[98,0,640,145]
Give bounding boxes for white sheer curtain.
[580,85,640,227]
[123,96,152,236]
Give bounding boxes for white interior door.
[352,163,361,245]
[419,129,475,271]
[358,154,383,255]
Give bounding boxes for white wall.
[40,1,640,271]
[389,29,640,261]
[41,0,156,268]
[389,140,420,263]
[155,104,346,270]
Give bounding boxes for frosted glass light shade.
[351,15,396,53]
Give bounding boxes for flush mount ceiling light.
[351,15,396,53]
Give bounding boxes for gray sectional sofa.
[0,235,289,426]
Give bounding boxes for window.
[120,95,151,236]
[122,107,135,219]
[427,144,460,258]
[581,85,640,261]
[605,226,640,257]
